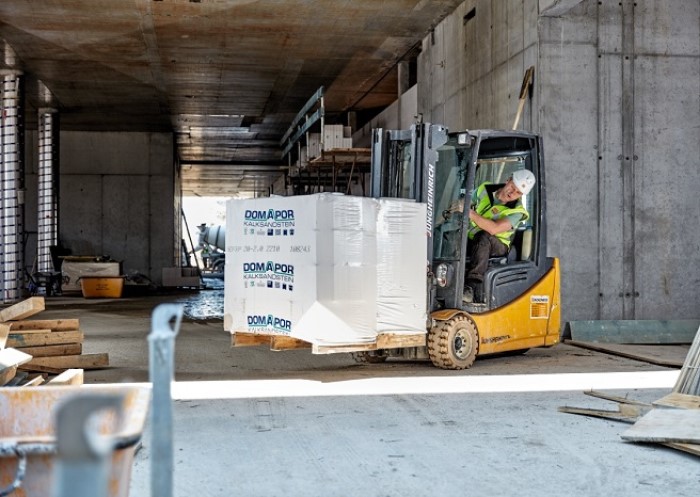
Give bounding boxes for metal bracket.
[53,393,125,497]
[148,304,183,497]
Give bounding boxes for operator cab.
[371,124,550,314]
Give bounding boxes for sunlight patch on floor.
[169,370,679,400]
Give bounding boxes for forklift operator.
[450,169,536,302]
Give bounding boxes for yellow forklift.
[361,123,561,369]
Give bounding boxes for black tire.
[351,351,388,364]
[213,260,225,273]
[428,314,479,370]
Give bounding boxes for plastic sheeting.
[224,193,427,346]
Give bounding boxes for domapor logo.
[244,209,295,230]
[247,314,292,334]
[242,261,295,291]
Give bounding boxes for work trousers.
[465,230,508,283]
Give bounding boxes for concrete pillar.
[0,71,25,303]
[37,109,59,273]
[398,60,411,96]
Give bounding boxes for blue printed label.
[244,209,296,235]
[247,314,292,334]
[242,261,295,291]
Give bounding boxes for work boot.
[463,286,474,303]
[465,278,482,303]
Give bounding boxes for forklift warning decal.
[242,261,295,292]
[247,314,292,334]
[530,295,550,319]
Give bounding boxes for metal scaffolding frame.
[37,109,59,273]
[0,72,24,303]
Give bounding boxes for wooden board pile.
[559,325,700,457]
[0,297,109,387]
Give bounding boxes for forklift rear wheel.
[351,351,388,364]
[428,314,479,370]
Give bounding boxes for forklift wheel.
[351,351,388,364]
[428,314,479,370]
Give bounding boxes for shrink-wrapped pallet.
[225,193,378,345]
[376,199,427,334]
[224,193,427,347]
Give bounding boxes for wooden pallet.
[231,331,427,353]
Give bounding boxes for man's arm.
[468,210,513,235]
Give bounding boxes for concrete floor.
[33,294,700,496]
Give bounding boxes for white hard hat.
[511,169,536,195]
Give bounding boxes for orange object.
[79,276,125,298]
[0,385,151,497]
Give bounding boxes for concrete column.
[0,71,25,303]
[398,60,410,96]
[619,0,636,318]
[37,109,60,273]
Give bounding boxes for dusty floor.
[24,293,700,496]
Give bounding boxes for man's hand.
[447,198,465,214]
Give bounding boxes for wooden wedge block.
[22,353,109,371]
[0,323,9,349]
[16,343,82,358]
[0,365,18,386]
[7,331,84,348]
[0,297,45,322]
[4,370,28,387]
[48,368,84,386]
[7,319,80,331]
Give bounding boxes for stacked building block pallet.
[0,297,107,386]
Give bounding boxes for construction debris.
[673,324,700,396]
[0,297,105,387]
[0,296,45,322]
[559,325,700,458]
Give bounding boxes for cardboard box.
[62,260,121,293]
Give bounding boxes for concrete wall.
[416,0,700,322]
[352,85,418,147]
[58,131,176,284]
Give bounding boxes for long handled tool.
[512,66,535,130]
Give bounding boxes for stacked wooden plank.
[0,297,108,387]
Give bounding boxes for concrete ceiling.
[0,0,463,197]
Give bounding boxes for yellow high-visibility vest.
[467,182,529,247]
